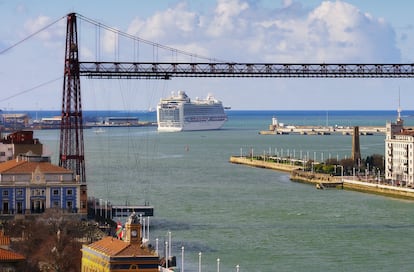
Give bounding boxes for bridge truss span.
[79,62,414,79]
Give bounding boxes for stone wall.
[229,156,300,173]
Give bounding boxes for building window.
[53,201,60,208]
[31,189,45,196]
[2,191,8,197]
[67,189,73,196]
[53,189,60,196]
[67,201,73,211]
[16,189,23,197]
[17,202,23,214]
[2,202,9,214]
[0,152,5,156]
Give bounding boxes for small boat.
[316,183,325,190]
[94,128,105,134]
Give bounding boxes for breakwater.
[259,125,386,135]
[230,156,414,201]
[229,156,300,173]
[342,179,414,200]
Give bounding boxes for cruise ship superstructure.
[157,91,227,132]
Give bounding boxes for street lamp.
[181,246,184,272]
[198,252,202,272]
[337,165,344,182]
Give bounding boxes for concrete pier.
[259,125,386,135]
[229,156,300,173]
[88,197,154,221]
[230,156,414,201]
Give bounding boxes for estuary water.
[33,110,414,272]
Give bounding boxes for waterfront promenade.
[259,125,386,135]
[230,156,414,200]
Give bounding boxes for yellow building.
[81,212,160,272]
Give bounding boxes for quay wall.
[229,156,300,173]
[259,125,385,135]
[229,156,414,201]
[343,179,414,200]
[290,170,340,185]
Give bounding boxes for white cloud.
[24,15,53,40]
[102,28,117,54]
[123,0,400,63]
[303,1,399,62]
[207,0,249,37]
[283,0,293,8]
[127,2,199,42]
[22,15,65,49]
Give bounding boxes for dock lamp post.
[198,252,202,272]
[165,241,169,269]
[338,165,344,181]
[377,169,381,184]
[181,246,184,272]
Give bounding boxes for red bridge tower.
[60,13,87,215]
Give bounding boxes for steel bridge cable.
[0,76,63,103]
[76,13,229,63]
[0,15,66,55]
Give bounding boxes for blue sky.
[0,0,413,111]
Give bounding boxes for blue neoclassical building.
[0,153,87,218]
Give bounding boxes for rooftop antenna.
[397,87,401,122]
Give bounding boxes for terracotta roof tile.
[0,160,72,174]
[0,236,10,246]
[0,160,26,173]
[118,244,154,256]
[85,237,155,257]
[0,231,10,247]
[0,247,25,261]
[86,237,129,256]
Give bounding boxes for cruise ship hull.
[158,119,227,132]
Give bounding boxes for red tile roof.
[0,160,72,174]
[0,232,10,246]
[85,237,155,257]
[0,247,25,262]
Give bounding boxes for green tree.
[4,210,105,272]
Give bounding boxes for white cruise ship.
[157,91,227,132]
